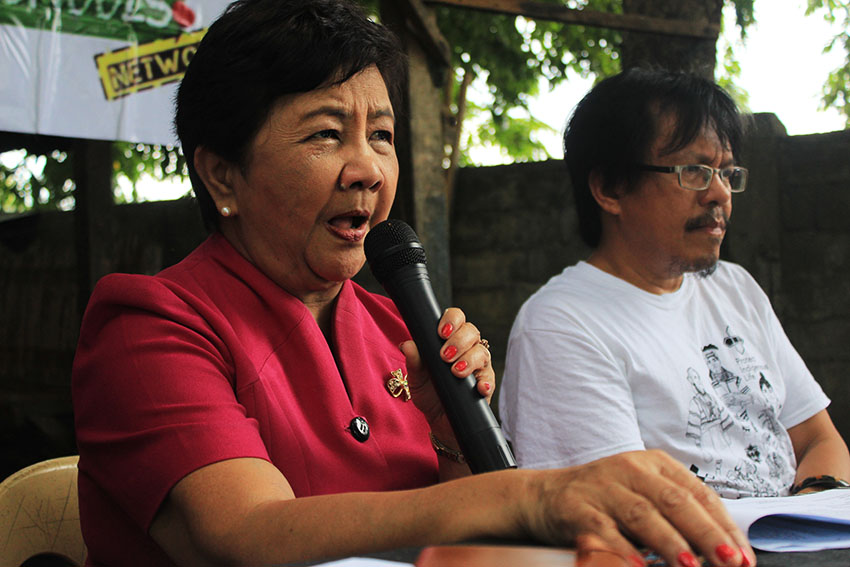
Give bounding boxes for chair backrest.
[0,456,86,567]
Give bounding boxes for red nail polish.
[483,382,492,392]
[440,323,453,338]
[677,551,699,567]
[740,548,751,567]
[629,554,645,567]
[443,345,457,359]
[716,544,735,562]
[454,360,468,372]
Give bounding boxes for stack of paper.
[722,489,850,552]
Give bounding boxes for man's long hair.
[563,68,745,248]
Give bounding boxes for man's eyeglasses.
[636,164,748,193]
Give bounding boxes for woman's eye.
[313,129,339,140]
[372,130,393,143]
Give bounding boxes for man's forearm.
[789,410,850,492]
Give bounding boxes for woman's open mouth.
[327,212,370,241]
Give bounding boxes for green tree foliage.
[435,0,623,164]
[730,0,755,35]
[807,0,850,126]
[716,0,754,111]
[1,149,74,212]
[111,143,188,204]
[0,141,187,214]
[3,0,846,213]
[412,0,757,166]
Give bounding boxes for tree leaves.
[808,0,850,127]
[0,142,188,213]
[111,143,189,204]
[435,0,621,164]
[3,0,846,212]
[0,150,74,213]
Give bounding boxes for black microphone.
[365,219,516,474]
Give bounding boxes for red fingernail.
[483,382,492,392]
[716,544,735,562]
[629,554,645,567]
[677,551,699,567]
[454,360,468,372]
[440,323,453,338]
[443,345,457,359]
[740,548,751,567]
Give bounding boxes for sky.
[470,0,848,165]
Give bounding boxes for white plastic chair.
[0,456,86,567]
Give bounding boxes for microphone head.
[365,219,427,284]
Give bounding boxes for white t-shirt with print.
[499,260,829,498]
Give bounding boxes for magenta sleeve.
[73,274,271,531]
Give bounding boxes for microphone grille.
[365,219,427,283]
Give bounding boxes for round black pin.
[349,416,370,442]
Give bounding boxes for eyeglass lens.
[680,165,746,191]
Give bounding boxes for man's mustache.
[685,209,730,231]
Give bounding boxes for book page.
[722,489,850,551]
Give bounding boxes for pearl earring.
[220,206,232,217]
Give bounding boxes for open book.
[722,489,850,552]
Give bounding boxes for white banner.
[0,0,232,145]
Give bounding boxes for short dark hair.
[175,0,407,231]
[563,68,745,248]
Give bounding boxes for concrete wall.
[450,159,590,405]
[0,199,206,477]
[2,114,849,476]
[451,114,850,437]
[774,127,850,438]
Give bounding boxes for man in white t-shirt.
[499,68,850,498]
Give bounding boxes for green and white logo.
[1,0,197,43]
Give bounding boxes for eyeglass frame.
[635,163,748,193]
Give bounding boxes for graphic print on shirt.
[684,325,795,498]
[685,367,732,461]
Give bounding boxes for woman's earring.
[220,206,232,217]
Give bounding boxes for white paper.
[722,489,850,552]
[311,559,413,567]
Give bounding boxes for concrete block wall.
[775,128,850,437]
[450,160,591,409]
[0,199,205,478]
[0,212,79,476]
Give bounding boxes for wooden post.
[620,0,723,77]
[72,139,113,319]
[380,0,454,307]
[423,0,719,39]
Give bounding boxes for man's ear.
[194,146,240,213]
[589,170,622,216]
